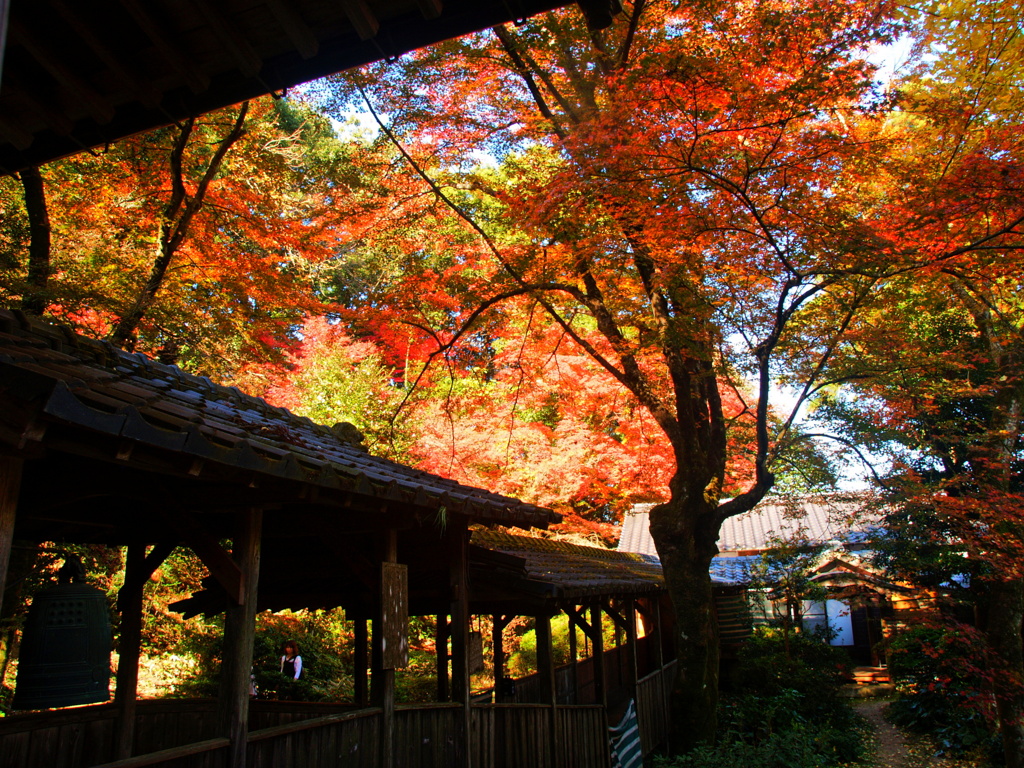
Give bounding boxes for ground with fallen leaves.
[855,699,990,768]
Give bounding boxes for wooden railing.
[472,704,608,768]
[394,703,463,766]
[0,701,121,768]
[0,699,613,768]
[246,707,381,768]
[635,659,677,756]
[508,634,657,707]
[91,739,229,768]
[0,698,368,768]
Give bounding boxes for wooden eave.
[0,0,614,174]
[0,309,560,545]
[469,531,665,615]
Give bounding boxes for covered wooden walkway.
[0,310,675,767]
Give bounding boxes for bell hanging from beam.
[14,554,112,709]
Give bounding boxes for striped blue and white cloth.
[609,698,643,768]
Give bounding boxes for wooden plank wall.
[0,702,118,768]
[472,704,609,768]
[248,700,361,731]
[246,709,381,768]
[510,635,655,708]
[394,703,463,766]
[0,700,614,768]
[134,700,219,755]
[634,660,677,757]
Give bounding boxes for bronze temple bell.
[14,556,112,709]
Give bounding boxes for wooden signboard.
[381,562,408,669]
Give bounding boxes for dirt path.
[855,699,966,768]
[856,699,912,768]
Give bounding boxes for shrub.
[655,628,866,768]
[885,622,998,755]
[730,627,853,722]
[653,725,865,768]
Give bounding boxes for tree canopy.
[2,0,1023,756]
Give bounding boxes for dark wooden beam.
[8,18,114,124]
[536,613,558,764]
[114,543,146,760]
[190,0,263,78]
[491,614,511,703]
[118,541,178,597]
[0,455,22,620]
[591,602,606,710]
[1,73,75,134]
[372,529,398,768]
[567,610,578,702]
[653,597,665,670]
[449,526,471,768]
[0,0,8,88]
[0,116,32,150]
[354,618,368,706]
[436,615,449,701]
[50,0,161,109]
[564,603,598,643]
[602,598,630,632]
[118,0,209,94]
[415,0,443,19]
[340,0,380,41]
[171,512,244,605]
[625,597,638,691]
[264,0,319,59]
[218,510,262,768]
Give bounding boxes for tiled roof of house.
[0,309,558,529]
[619,496,876,557]
[708,555,760,586]
[471,531,752,599]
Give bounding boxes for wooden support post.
[591,602,606,710]
[114,543,146,760]
[491,614,506,703]
[567,608,578,705]
[536,614,556,704]
[354,618,368,706]
[536,613,559,766]
[449,526,472,768]
[436,614,449,701]
[565,604,596,705]
[218,510,261,768]
[0,456,23,620]
[372,529,398,768]
[625,598,639,690]
[653,598,665,669]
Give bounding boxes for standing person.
[280,640,302,680]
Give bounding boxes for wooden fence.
[1,699,613,768]
[634,659,677,756]
[0,702,120,768]
[508,634,656,707]
[247,707,381,768]
[471,704,608,768]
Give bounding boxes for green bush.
[886,623,997,755]
[654,725,863,768]
[656,628,865,768]
[730,628,853,721]
[175,609,353,702]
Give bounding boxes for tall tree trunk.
[650,498,721,752]
[986,578,1024,768]
[19,166,51,315]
